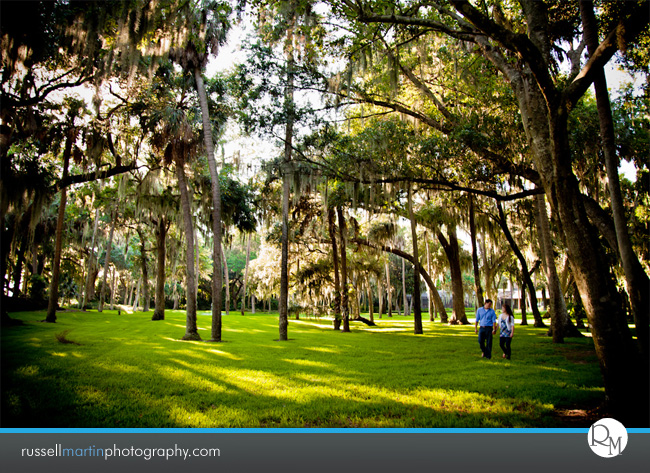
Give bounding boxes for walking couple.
[474,299,515,360]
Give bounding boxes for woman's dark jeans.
[499,336,512,359]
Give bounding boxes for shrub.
[29,274,48,302]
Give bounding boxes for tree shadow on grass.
[1,310,607,428]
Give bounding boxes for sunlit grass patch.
[1,309,603,427]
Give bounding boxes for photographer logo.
[588,418,627,458]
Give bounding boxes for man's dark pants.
[478,326,494,359]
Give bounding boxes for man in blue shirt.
[474,299,497,359]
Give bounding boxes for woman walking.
[499,303,515,360]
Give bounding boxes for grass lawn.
[1,309,604,428]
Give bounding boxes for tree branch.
[581,195,620,260]
[49,163,138,193]
[451,0,557,106]
[353,237,439,293]
[2,74,95,108]
[355,10,482,43]
[383,44,458,126]
[565,8,650,107]
[331,87,539,183]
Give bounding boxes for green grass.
[1,309,603,428]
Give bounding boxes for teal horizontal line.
[2,428,636,434]
[2,428,650,434]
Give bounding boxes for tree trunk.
[21,262,29,297]
[109,267,117,309]
[534,193,582,339]
[152,217,167,321]
[580,1,649,358]
[241,232,252,315]
[125,279,132,306]
[0,210,13,323]
[514,51,643,420]
[133,277,141,312]
[130,279,137,307]
[81,204,101,309]
[425,235,435,321]
[429,277,448,324]
[378,276,383,319]
[337,206,350,332]
[479,235,495,302]
[509,277,514,308]
[194,227,199,304]
[31,246,38,279]
[534,193,565,343]
[85,262,98,305]
[571,282,586,329]
[366,275,374,323]
[194,68,224,341]
[395,289,401,316]
[175,158,200,340]
[353,277,361,320]
[279,159,290,338]
[385,261,392,317]
[172,281,179,310]
[278,14,295,342]
[551,134,642,421]
[520,278,527,325]
[394,287,400,315]
[221,243,230,315]
[468,196,485,307]
[401,257,408,317]
[496,201,544,327]
[137,227,150,312]
[437,228,468,324]
[472,0,649,414]
[98,206,117,313]
[45,132,73,322]
[327,207,342,330]
[408,185,423,334]
[11,236,27,297]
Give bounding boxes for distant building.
[414,283,548,311]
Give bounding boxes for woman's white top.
[498,313,514,337]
